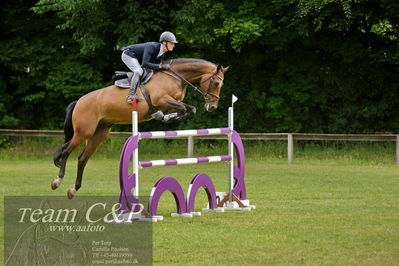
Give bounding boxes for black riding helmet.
[159,31,178,43]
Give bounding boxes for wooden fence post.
[288,133,294,164]
[396,135,399,164]
[187,136,194,158]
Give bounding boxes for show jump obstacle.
[117,95,255,222]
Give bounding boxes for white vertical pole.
[132,111,139,197]
[228,107,234,203]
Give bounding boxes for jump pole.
[121,94,254,222]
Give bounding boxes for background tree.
[1,0,398,133]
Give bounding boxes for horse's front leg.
[177,103,196,120]
[163,104,196,123]
[155,96,196,123]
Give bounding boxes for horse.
[51,58,229,199]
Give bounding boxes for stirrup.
[126,94,143,104]
[126,94,136,104]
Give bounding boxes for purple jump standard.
[118,98,254,221]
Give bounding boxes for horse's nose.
[208,105,216,112]
[205,102,217,112]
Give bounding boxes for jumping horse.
[51,58,229,199]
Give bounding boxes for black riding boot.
[126,72,140,103]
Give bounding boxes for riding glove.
[160,64,170,70]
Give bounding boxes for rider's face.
[166,42,175,51]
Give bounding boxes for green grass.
[1,140,399,265]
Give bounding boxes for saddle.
[112,69,161,120]
[112,69,154,88]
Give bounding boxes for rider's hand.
[160,64,170,70]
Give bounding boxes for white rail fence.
[1,129,398,164]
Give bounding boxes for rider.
[121,31,178,103]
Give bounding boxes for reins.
[163,60,222,101]
[168,69,205,96]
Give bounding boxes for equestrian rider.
[121,31,178,103]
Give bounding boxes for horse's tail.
[53,100,77,168]
[63,100,77,143]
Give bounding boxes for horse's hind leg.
[53,144,63,168]
[67,123,112,199]
[51,134,86,190]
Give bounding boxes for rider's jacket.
[122,42,164,70]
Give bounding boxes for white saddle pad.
[115,78,130,88]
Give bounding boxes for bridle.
[164,61,223,103]
[199,71,224,102]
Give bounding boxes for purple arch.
[232,130,246,200]
[148,177,186,216]
[186,173,217,213]
[118,136,139,212]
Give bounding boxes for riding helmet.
[159,31,178,43]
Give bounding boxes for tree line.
[1,0,398,133]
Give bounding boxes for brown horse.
[51,58,229,199]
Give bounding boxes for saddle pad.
[115,78,130,88]
[114,69,154,88]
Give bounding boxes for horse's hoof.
[51,178,62,190]
[67,188,76,199]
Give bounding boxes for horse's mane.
[164,58,216,66]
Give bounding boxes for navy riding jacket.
[122,42,163,70]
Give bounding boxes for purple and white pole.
[139,155,232,167]
[139,128,232,139]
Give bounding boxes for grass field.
[1,139,399,265]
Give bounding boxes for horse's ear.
[222,65,230,73]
